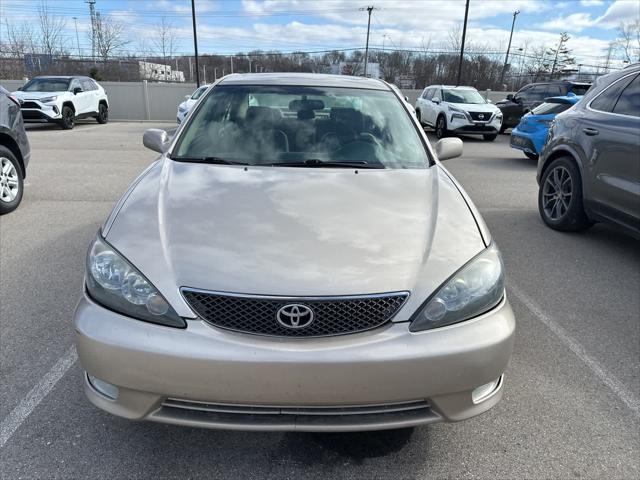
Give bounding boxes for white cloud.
[595,0,640,28]
[540,12,595,32]
[580,0,604,6]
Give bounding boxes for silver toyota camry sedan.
[74,73,515,432]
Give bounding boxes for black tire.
[483,133,498,141]
[538,156,592,232]
[0,146,24,215]
[499,124,508,134]
[435,115,447,139]
[416,110,422,125]
[60,105,75,130]
[525,151,538,161]
[96,103,108,124]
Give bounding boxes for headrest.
[297,109,315,120]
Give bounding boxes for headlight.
[448,104,464,113]
[39,96,58,103]
[85,234,185,328]
[410,244,505,332]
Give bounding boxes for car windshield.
[443,89,486,104]
[191,86,207,100]
[570,85,590,95]
[531,101,573,115]
[174,85,429,169]
[22,78,70,92]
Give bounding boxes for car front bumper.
[74,292,515,432]
[510,127,544,155]
[20,104,62,123]
[448,115,502,135]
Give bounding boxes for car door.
[524,84,548,112]
[417,88,432,123]
[429,88,443,126]
[582,72,640,228]
[69,78,89,114]
[81,79,99,113]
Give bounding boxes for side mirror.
[486,98,493,103]
[506,94,514,101]
[143,129,170,153]
[185,94,191,100]
[404,95,409,102]
[433,98,440,104]
[73,87,82,95]
[435,138,463,161]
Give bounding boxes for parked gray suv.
[537,64,640,236]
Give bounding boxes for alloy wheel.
[542,165,572,221]
[436,117,445,138]
[0,157,20,203]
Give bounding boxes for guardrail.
[1,79,514,122]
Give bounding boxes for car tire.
[96,103,109,124]
[0,146,24,215]
[499,124,507,134]
[435,115,447,139]
[60,105,75,130]
[538,157,592,232]
[416,110,422,125]
[525,151,538,160]
[483,134,498,141]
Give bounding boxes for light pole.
[191,0,200,87]
[73,17,81,58]
[360,6,375,77]
[456,0,470,86]
[500,10,519,87]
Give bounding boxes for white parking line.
[0,345,77,449]
[509,281,640,418]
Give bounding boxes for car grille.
[152,398,439,431]
[469,111,493,121]
[20,101,41,109]
[181,289,409,337]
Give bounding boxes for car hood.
[12,90,67,100]
[104,159,486,318]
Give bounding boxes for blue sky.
[1,0,638,64]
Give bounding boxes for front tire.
[96,103,108,124]
[435,115,447,139]
[60,105,75,130]
[538,157,591,232]
[416,110,422,125]
[483,133,498,141]
[0,146,24,215]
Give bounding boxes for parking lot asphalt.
[1,121,638,479]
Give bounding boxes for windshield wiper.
[270,159,384,169]
[171,156,250,165]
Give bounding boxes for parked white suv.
[13,76,109,130]
[415,85,502,141]
[177,84,210,124]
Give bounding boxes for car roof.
[426,85,477,90]
[32,75,93,81]
[218,73,390,90]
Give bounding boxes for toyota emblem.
[276,304,314,329]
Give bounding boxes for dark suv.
[536,64,640,236]
[0,85,30,214]
[497,80,591,132]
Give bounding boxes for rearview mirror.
[435,138,463,161]
[73,87,82,95]
[143,129,170,153]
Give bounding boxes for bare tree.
[152,17,177,81]
[3,20,36,58]
[37,1,67,56]
[616,20,640,63]
[94,13,130,62]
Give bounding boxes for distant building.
[138,61,185,82]
[396,75,416,89]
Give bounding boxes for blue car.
[510,93,581,159]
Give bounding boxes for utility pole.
[191,0,200,87]
[73,17,81,58]
[550,32,569,78]
[360,6,375,77]
[456,0,470,86]
[500,10,519,87]
[247,56,252,74]
[230,55,234,74]
[86,0,97,64]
